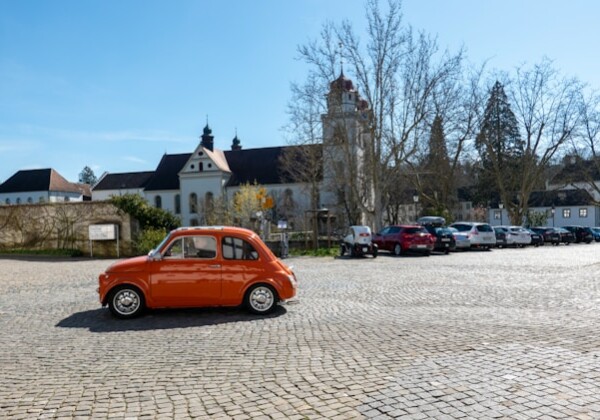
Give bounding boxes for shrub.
[135,228,168,255]
[110,194,180,231]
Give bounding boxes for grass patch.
[289,247,339,257]
[0,248,84,257]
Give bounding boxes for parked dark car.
[372,225,435,256]
[494,227,508,248]
[526,229,544,247]
[531,227,561,245]
[554,227,576,245]
[562,226,594,244]
[417,216,455,254]
[591,227,600,242]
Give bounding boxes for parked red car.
[372,225,435,256]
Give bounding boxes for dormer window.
[208,163,212,169]
[199,162,204,171]
[199,151,204,156]
[190,164,195,170]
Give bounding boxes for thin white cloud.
[0,140,39,153]
[122,156,148,165]
[1,124,190,145]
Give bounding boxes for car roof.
[170,226,256,237]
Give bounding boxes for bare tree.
[290,0,465,229]
[505,58,583,223]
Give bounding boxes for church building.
[92,73,373,228]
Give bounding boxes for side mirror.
[148,250,162,261]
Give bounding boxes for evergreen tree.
[421,115,454,217]
[78,166,98,185]
[475,81,523,207]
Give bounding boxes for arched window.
[154,195,162,209]
[27,197,33,204]
[198,162,204,172]
[5,198,10,205]
[205,192,214,209]
[174,194,181,214]
[16,198,21,204]
[189,193,198,213]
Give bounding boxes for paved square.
[1,244,599,419]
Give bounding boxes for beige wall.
[0,201,137,257]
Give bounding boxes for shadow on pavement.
[56,305,287,333]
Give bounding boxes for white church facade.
[91,73,373,228]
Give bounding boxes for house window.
[39,197,45,203]
[5,198,10,205]
[563,209,571,218]
[16,198,21,204]
[190,218,199,226]
[199,162,204,172]
[154,195,162,209]
[174,194,181,214]
[189,193,198,213]
[64,197,70,202]
[27,197,33,204]
[494,210,501,220]
[579,208,588,218]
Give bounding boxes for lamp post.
[413,194,419,222]
[498,203,504,225]
[551,206,555,227]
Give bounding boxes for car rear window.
[452,224,471,232]
[476,224,493,232]
[404,227,426,234]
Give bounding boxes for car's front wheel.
[108,285,145,319]
[245,284,277,315]
[393,243,402,256]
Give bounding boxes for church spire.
[200,118,214,151]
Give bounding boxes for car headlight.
[288,274,298,289]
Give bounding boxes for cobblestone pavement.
[1,243,600,419]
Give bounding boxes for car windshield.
[151,231,173,256]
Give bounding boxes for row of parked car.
[340,217,600,258]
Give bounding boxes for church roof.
[144,153,191,191]
[0,168,82,194]
[224,144,322,187]
[93,171,155,191]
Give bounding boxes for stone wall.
[0,202,138,257]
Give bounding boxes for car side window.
[389,226,400,234]
[222,236,259,260]
[183,236,217,259]
[164,238,184,259]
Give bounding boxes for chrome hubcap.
[249,287,274,312]
[114,290,140,315]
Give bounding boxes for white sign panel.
[89,224,117,241]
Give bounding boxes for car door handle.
[209,264,221,268]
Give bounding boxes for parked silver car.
[449,222,496,250]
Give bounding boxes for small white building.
[0,168,90,205]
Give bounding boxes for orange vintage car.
[98,226,298,318]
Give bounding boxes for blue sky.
[1,0,599,183]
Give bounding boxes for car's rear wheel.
[245,284,277,315]
[372,246,378,258]
[393,243,402,256]
[108,285,145,319]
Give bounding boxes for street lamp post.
[551,206,555,227]
[413,194,419,222]
[499,203,504,225]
